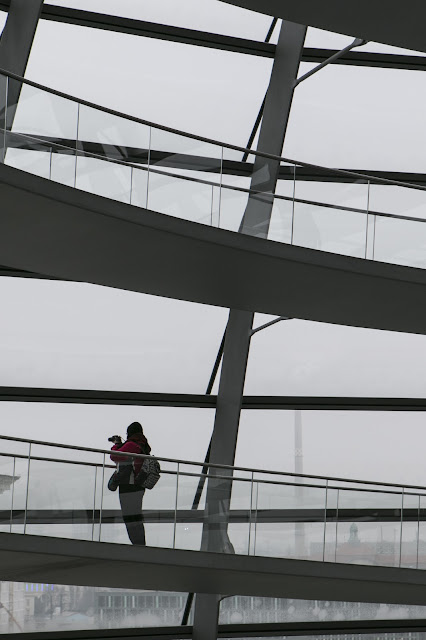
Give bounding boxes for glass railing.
[1,434,426,570]
[1,71,426,269]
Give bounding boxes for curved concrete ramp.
[2,164,426,334]
[220,0,426,54]
[1,532,426,605]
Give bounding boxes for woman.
[110,422,151,546]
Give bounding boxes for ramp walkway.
[2,433,426,601]
[1,71,426,333]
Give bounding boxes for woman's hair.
[127,421,143,438]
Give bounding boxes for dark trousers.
[119,484,146,545]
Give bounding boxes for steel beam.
[0,0,44,155]
[194,21,307,639]
[0,0,43,76]
[240,21,307,237]
[0,1,423,71]
[3,387,426,410]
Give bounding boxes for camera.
[108,435,123,444]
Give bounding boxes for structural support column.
[0,0,44,76]
[192,20,307,640]
[240,20,307,239]
[0,0,44,156]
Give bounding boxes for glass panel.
[150,128,222,166]
[4,148,50,178]
[174,464,205,551]
[50,146,76,187]
[245,320,426,398]
[286,64,426,173]
[78,105,150,153]
[7,78,79,140]
[0,455,15,533]
[219,179,250,232]
[418,494,426,570]
[0,278,228,394]
[323,487,339,563]
[335,488,403,567]
[147,168,214,224]
[268,168,295,244]
[369,183,426,219]
[130,165,148,208]
[292,200,367,258]
[9,452,30,534]
[99,459,178,548]
[251,480,327,560]
[25,458,98,541]
[219,595,426,625]
[75,154,132,203]
[400,492,421,569]
[0,581,188,633]
[229,474,253,555]
[373,215,426,268]
[0,74,8,162]
[48,0,273,40]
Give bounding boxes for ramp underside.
[2,532,426,605]
[220,0,426,54]
[2,165,426,334]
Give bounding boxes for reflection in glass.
[75,155,132,203]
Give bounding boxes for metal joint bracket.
[294,38,368,87]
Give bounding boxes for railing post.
[91,464,98,542]
[322,479,328,562]
[218,146,223,228]
[98,453,106,542]
[9,456,16,533]
[417,494,421,570]
[334,488,339,563]
[173,463,180,550]
[73,102,80,189]
[253,479,259,556]
[2,75,8,164]
[399,488,404,567]
[247,471,254,555]
[290,163,296,245]
[23,443,31,534]
[145,126,151,209]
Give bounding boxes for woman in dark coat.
[110,422,151,545]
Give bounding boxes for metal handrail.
[2,449,424,496]
[1,433,426,494]
[10,128,426,226]
[3,67,426,193]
